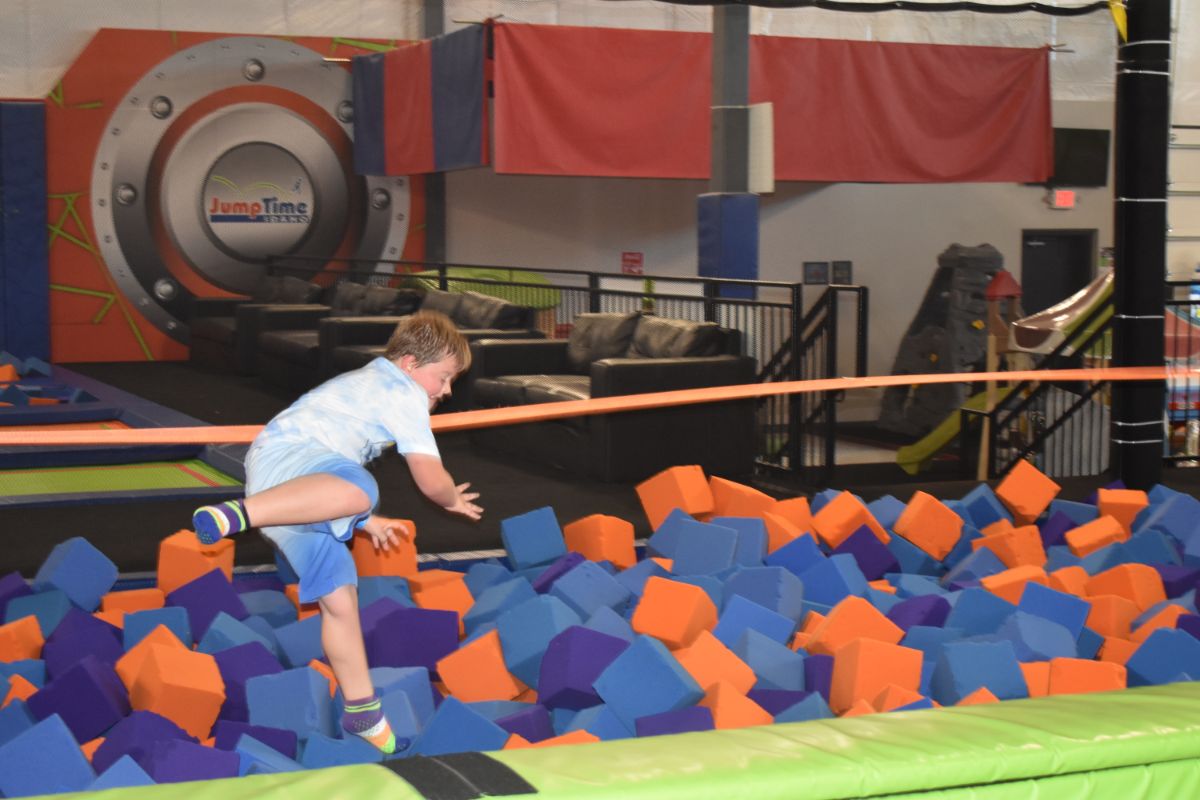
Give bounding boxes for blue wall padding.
[0,102,49,362]
[697,192,758,299]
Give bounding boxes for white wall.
[1,0,1194,395]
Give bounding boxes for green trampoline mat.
[0,459,241,496]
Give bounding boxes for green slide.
[895,386,1014,476]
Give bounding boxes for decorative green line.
[49,284,116,323]
[333,38,398,54]
[47,193,98,256]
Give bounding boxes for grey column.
[423,0,447,263]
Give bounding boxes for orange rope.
[0,365,1177,446]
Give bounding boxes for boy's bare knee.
[318,584,358,618]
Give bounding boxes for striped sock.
[342,693,399,754]
[192,499,249,545]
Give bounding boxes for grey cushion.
[360,286,421,317]
[420,289,462,319]
[189,316,237,345]
[455,291,508,329]
[523,375,591,404]
[251,275,320,304]
[566,312,641,374]
[258,330,320,365]
[330,282,368,315]
[626,316,724,359]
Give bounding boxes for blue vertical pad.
[0,102,49,360]
[697,192,758,299]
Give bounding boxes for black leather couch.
[188,275,323,374]
[464,312,757,482]
[255,285,541,393]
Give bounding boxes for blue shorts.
[246,446,380,604]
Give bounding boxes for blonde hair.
[384,310,471,372]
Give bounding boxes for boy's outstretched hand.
[361,515,413,552]
[447,482,483,520]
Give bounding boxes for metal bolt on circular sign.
[91,36,410,344]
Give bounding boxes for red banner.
[491,23,1051,184]
[493,24,710,178]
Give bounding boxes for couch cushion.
[329,282,368,316]
[455,291,514,329]
[360,286,422,317]
[189,316,237,345]
[626,316,724,359]
[253,275,322,304]
[420,289,462,320]
[523,376,592,404]
[258,330,320,365]
[566,312,641,374]
[471,376,533,408]
[332,345,385,373]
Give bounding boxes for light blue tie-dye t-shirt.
[251,357,439,465]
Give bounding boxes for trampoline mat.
[0,459,241,496]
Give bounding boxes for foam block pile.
[3,460,1200,796]
[0,352,90,406]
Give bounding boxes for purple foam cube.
[42,608,123,679]
[634,706,714,737]
[212,720,297,759]
[0,572,32,620]
[1039,511,1077,549]
[832,525,900,581]
[1179,614,1200,642]
[495,704,555,743]
[142,739,239,783]
[361,599,459,673]
[532,552,587,594]
[1153,564,1200,599]
[886,594,952,632]
[92,710,196,774]
[804,653,834,702]
[165,568,248,641]
[212,642,285,722]
[25,655,130,743]
[746,689,813,716]
[538,625,630,710]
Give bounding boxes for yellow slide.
[895,385,1015,476]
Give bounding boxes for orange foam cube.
[436,629,525,702]
[1085,594,1140,640]
[994,459,1060,524]
[1047,566,1089,597]
[0,364,17,382]
[529,730,601,748]
[1096,488,1149,539]
[829,638,923,714]
[699,681,773,730]
[812,491,889,549]
[806,596,904,656]
[1099,636,1138,665]
[350,522,417,577]
[840,698,877,717]
[800,610,826,634]
[563,514,637,570]
[1085,563,1167,612]
[1019,661,1050,698]
[674,630,756,694]
[3,674,38,707]
[708,476,776,518]
[958,686,1000,705]
[1130,603,1189,644]
[762,513,807,554]
[115,624,189,690]
[980,518,1015,538]
[630,576,717,649]
[504,733,533,749]
[80,737,104,762]
[93,610,126,629]
[1064,516,1125,557]
[100,588,165,614]
[868,580,897,595]
[284,584,320,620]
[972,525,1046,569]
[893,491,963,561]
[636,466,714,530]
[767,497,814,536]
[0,615,44,662]
[408,570,474,636]
[872,683,926,712]
[1047,657,1126,695]
[789,632,811,651]
[128,645,225,739]
[649,557,674,573]
[157,529,235,595]
[979,565,1048,605]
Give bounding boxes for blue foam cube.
[1017,582,1091,639]
[593,635,703,731]
[124,607,191,650]
[867,495,907,531]
[212,720,297,758]
[299,732,383,768]
[0,572,32,620]
[886,534,942,577]
[464,562,515,597]
[796,554,869,612]
[235,733,304,775]
[497,594,581,688]
[531,552,587,594]
[722,566,806,623]
[1047,499,1099,526]
[803,654,833,702]
[272,612,324,669]
[0,714,95,797]
[370,665,436,726]
[612,558,671,597]
[197,611,276,656]
[713,594,796,648]
[500,506,567,570]
[774,692,833,723]
[549,561,632,620]
[941,547,1006,585]
[411,696,509,756]
[213,641,285,722]
[710,516,769,567]
[89,755,156,791]
[5,589,72,636]
[584,606,635,643]
[565,703,633,740]
[0,700,34,749]
[635,706,714,737]
[646,508,701,559]
[733,629,806,691]
[764,533,826,578]
[1126,628,1200,686]
[238,590,298,628]
[671,520,739,576]
[931,640,1028,705]
[944,588,1017,636]
[32,537,118,612]
[246,667,337,738]
[995,611,1078,662]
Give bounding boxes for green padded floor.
[0,459,241,496]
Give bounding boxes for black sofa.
[187,275,323,374]
[255,285,541,393]
[464,311,757,482]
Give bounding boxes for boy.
[191,310,482,754]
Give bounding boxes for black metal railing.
[264,254,868,481]
[1164,281,1200,466]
